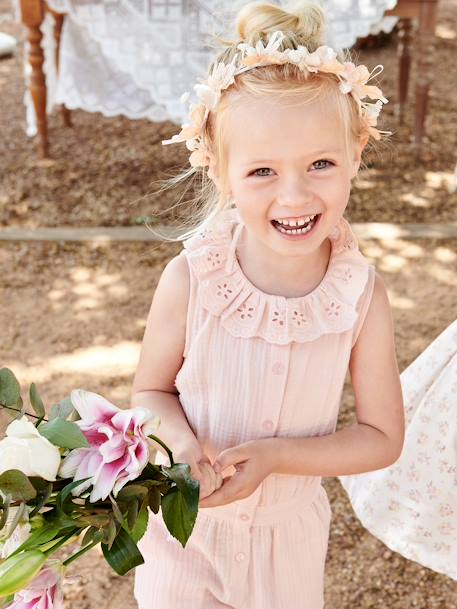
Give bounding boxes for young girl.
[131,2,405,608]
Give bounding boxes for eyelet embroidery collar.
[182,208,370,344]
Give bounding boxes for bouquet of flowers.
[0,368,199,609]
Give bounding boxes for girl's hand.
[172,439,223,501]
[198,439,276,508]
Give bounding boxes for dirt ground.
[1,0,457,608]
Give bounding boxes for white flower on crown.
[195,58,239,109]
[238,30,288,66]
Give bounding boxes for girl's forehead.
[225,94,348,161]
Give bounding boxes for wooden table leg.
[415,2,438,145]
[397,18,414,125]
[20,1,48,158]
[51,10,72,127]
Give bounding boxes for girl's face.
[212,93,364,258]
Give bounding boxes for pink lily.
[59,390,159,502]
[5,562,63,609]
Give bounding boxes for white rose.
[0,506,32,558]
[0,416,61,481]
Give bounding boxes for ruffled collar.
[182,208,371,344]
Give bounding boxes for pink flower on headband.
[340,63,388,103]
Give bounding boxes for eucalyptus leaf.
[101,527,144,575]
[0,368,21,409]
[0,495,11,531]
[160,463,199,548]
[0,470,37,502]
[48,397,76,421]
[38,418,89,449]
[5,502,27,540]
[29,383,45,418]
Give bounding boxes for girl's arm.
[131,253,199,454]
[271,272,405,477]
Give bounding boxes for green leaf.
[28,479,53,518]
[126,499,139,531]
[130,498,149,543]
[80,526,104,548]
[56,477,91,513]
[48,397,76,421]
[5,502,27,540]
[7,524,61,557]
[0,495,11,532]
[38,418,89,449]
[109,495,125,524]
[116,485,148,501]
[0,368,21,409]
[101,518,118,549]
[101,527,144,576]
[75,514,111,528]
[147,486,161,514]
[0,470,37,502]
[29,383,45,418]
[160,463,199,548]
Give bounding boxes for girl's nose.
[276,176,313,208]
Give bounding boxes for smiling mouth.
[271,214,321,235]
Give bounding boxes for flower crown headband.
[162,30,390,168]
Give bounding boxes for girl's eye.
[312,159,333,170]
[251,168,273,177]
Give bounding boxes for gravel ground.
[1,0,457,608]
[0,0,457,227]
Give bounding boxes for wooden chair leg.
[52,11,72,127]
[20,1,48,158]
[396,18,414,125]
[415,2,438,146]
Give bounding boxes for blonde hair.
[149,1,382,242]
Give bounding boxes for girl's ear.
[207,154,222,190]
[207,155,232,198]
[351,135,369,178]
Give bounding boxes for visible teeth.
[275,214,316,227]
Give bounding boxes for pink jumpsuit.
[134,207,375,609]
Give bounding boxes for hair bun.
[236,1,327,51]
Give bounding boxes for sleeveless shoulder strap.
[177,248,197,359]
[351,265,376,348]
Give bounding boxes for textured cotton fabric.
[134,208,375,609]
[339,319,457,581]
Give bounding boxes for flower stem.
[62,539,100,567]
[43,530,77,557]
[148,434,174,466]
[0,404,48,422]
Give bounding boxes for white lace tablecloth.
[18,0,398,135]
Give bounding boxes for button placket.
[261,344,290,434]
